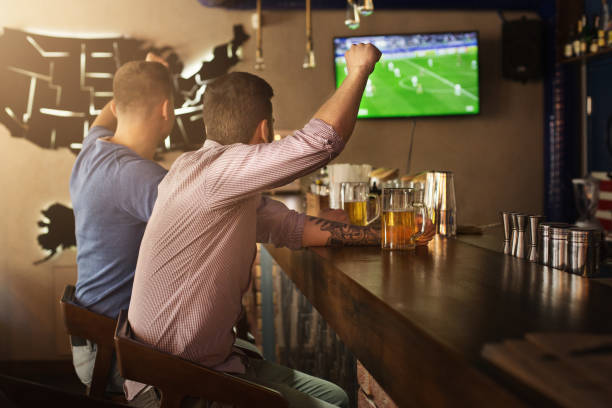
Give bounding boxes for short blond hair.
[113,61,172,115]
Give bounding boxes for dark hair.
[113,61,172,115]
[202,72,273,145]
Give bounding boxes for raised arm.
[313,43,381,142]
[91,100,117,130]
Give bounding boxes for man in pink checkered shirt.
[126,44,406,407]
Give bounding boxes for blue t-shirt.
[70,126,167,318]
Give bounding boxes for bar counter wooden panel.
[263,236,612,407]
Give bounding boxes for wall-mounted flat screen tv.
[333,31,480,119]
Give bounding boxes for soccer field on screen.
[335,48,480,118]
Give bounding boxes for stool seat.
[113,310,288,408]
[60,284,118,399]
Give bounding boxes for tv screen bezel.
[332,30,482,120]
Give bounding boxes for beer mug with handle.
[340,182,380,226]
[382,187,427,250]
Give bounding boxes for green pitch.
[335,48,479,118]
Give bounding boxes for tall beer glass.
[341,182,380,226]
[382,188,427,250]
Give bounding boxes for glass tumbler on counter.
[381,187,427,250]
[341,182,380,226]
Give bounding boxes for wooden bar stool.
[0,374,126,408]
[113,310,289,408]
[59,284,118,399]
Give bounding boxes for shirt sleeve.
[113,156,168,222]
[206,118,344,208]
[255,196,306,250]
[83,126,113,149]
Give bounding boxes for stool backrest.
[113,310,288,408]
[59,284,117,398]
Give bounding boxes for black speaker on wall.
[502,17,543,82]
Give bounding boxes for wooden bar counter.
[263,235,612,407]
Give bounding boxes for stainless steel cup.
[549,226,569,271]
[515,214,528,258]
[568,228,602,277]
[510,213,519,256]
[527,215,545,262]
[424,171,456,237]
[501,211,512,255]
[538,223,569,267]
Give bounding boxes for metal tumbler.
[423,171,456,237]
[510,213,519,256]
[568,228,602,277]
[502,211,512,255]
[515,214,528,259]
[538,223,569,267]
[527,215,545,262]
[549,226,569,271]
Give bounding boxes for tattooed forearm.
[307,216,380,246]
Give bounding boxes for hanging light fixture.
[254,0,265,70]
[357,0,374,16]
[344,0,360,30]
[303,0,315,68]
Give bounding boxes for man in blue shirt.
[69,53,173,392]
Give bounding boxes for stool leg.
[88,345,113,398]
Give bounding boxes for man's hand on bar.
[302,216,380,247]
[316,208,351,224]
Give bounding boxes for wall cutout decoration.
[0,25,249,154]
[35,203,76,265]
[0,26,250,264]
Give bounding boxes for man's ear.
[250,119,269,144]
[161,99,171,121]
[110,100,117,117]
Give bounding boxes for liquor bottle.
[598,16,607,48]
[603,0,610,32]
[579,15,589,55]
[565,28,575,58]
[591,16,601,53]
[573,19,583,56]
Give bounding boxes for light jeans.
[130,351,348,408]
[71,340,124,394]
[75,338,347,408]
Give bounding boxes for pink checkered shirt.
[125,119,343,399]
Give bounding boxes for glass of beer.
[381,187,427,250]
[340,182,380,226]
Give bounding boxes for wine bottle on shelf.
[592,16,601,53]
[603,0,610,32]
[598,19,606,48]
[580,15,589,55]
[565,28,575,58]
[573,19,583,56]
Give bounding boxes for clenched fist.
[344,43,382,76]
[145,52,169,68]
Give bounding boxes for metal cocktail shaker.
[538,222,569,267]
[568,228,602,277]
[549,226,569,271]
[510,213,519,256]
[424,171,456,237]
[527,215,545,262]
[515,214,528,258]
[501,212,512,254]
